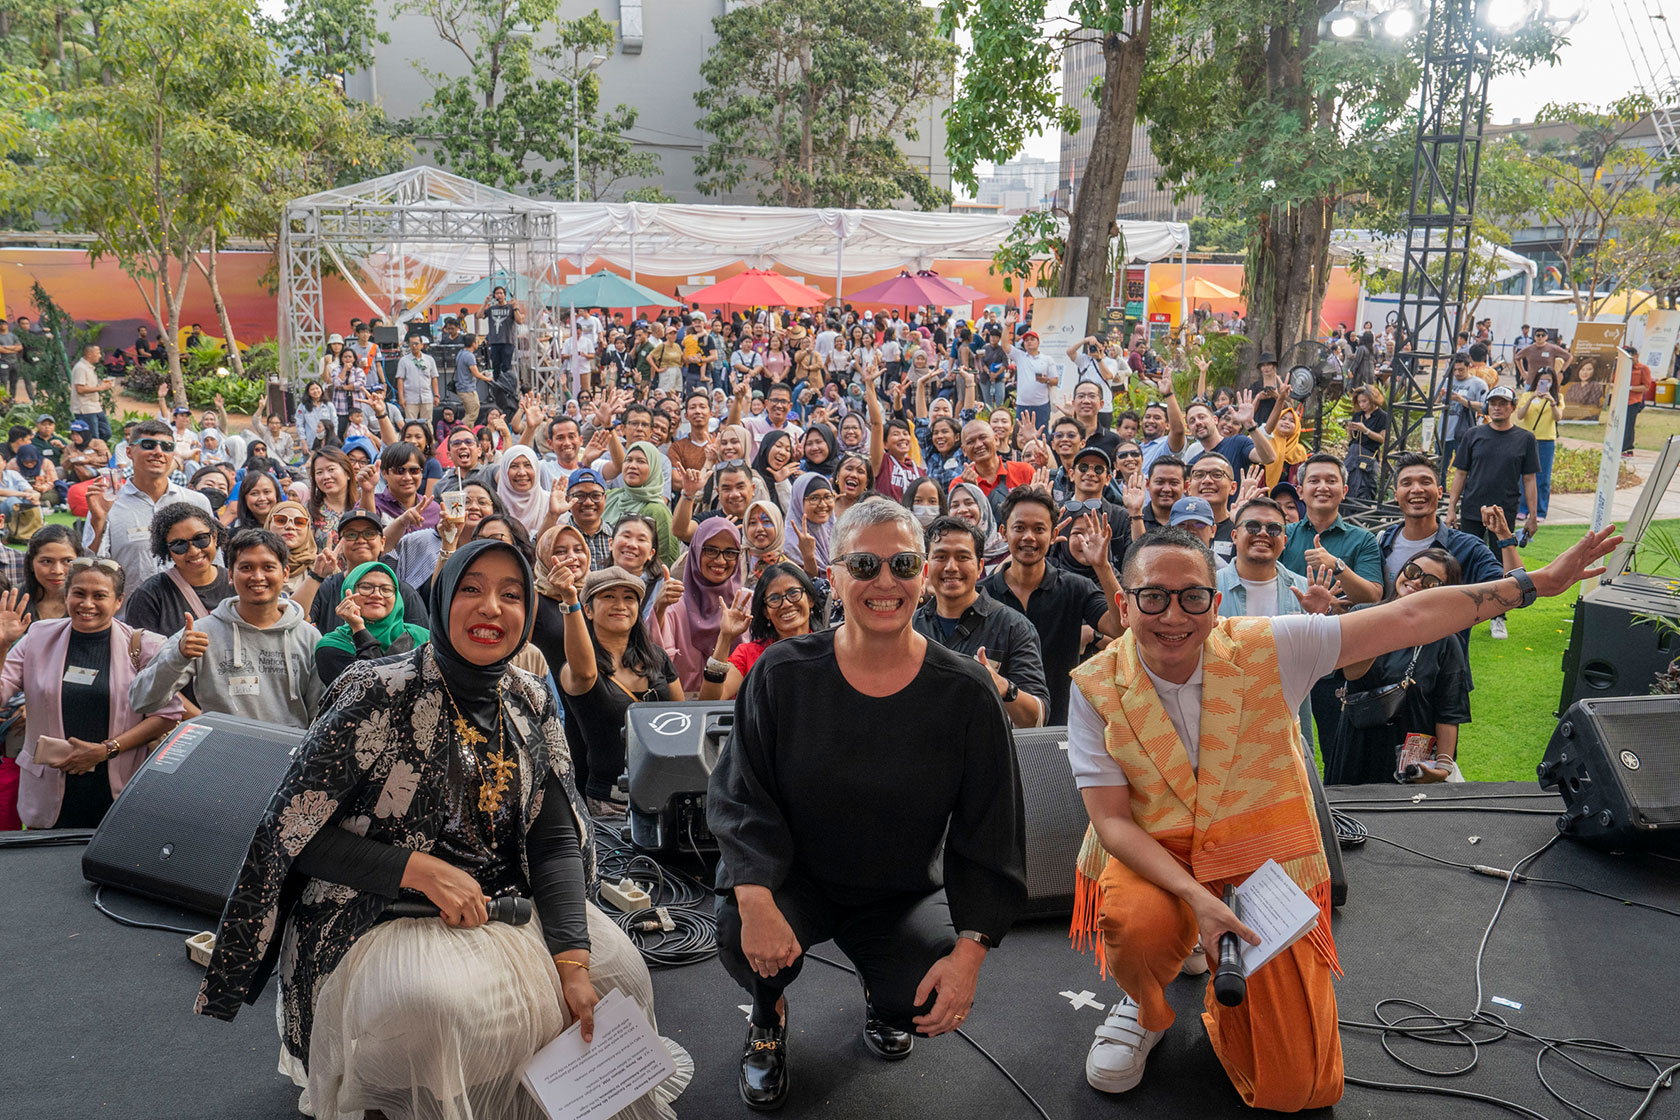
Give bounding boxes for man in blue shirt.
[1181,393,1276,476]
[452,333,492,426]
[1135,370,1187,470]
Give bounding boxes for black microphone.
[386,895,534,925]
[1212,884,1247,1008]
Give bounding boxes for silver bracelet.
[706,657,731,676]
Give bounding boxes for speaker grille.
[83,715,304,916]
[1012,727,1086,916]
[1597,709,1680,825]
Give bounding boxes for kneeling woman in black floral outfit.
[195,538,678,1120]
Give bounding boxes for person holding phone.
[1515,358,1560,521]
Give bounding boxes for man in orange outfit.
[1068,523,1619,1110]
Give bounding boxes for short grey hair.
[832,496,925,557]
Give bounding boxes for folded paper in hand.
[1232,859,1320,975]
[521,990,676,1120]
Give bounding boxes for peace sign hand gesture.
[793,516,816,562]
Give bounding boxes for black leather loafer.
[740,1014,790,1111]
[861,1005,914,1061]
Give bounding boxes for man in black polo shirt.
[1132,454,1184,540]
[1186,453,1238,563]
[913,516,1048,728]
[981,488,1123,725]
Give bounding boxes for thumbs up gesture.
[1302,533,1336,572]
[178,613,210,659]
[975,646,1009,696]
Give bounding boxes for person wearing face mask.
[194,539,680,1120]
[2,557,185,829]
[901,476,946,531]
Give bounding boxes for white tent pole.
[836,234,844,308]
[1180,239,1189,342]
[1522,269,1533,333]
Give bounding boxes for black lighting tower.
[1355,0,1494,524]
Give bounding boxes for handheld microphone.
[1212,885,1247,1008]
[386,895,533,926]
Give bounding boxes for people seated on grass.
[1,558,185,828]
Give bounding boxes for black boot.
[861,1003,914,1061]
[739,1008,789,1111]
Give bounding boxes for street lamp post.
[571,53,608,203]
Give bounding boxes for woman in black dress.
[1325,547,1471,785]
[1342,385,1389,505]
[195,540,677,1120]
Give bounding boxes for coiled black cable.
[590,820,718,967]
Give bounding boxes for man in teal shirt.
[1280,452,1385,749]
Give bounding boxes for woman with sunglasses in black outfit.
[121,503,233,641]
[1323,547,1471,785]
[708,497,1026,1111]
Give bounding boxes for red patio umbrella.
[917,271,989,305]
[845,271,969,309]
[685,269,830,310]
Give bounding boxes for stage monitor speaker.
[625,701,732,855]
[82,713,306,916]
[1013,726,1090,919]
[1539,695,1680,853]
[372,325,400,347]
[1557,573,1680,716]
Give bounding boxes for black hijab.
[427,538,538,708]
[751,429,794,511]
[800,422,838,477]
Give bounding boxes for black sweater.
[707,630,1027,945]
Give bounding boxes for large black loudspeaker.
[625,701,731,855]
[1557,573,1680,716]
[1538,695,1680,853]
[82,713,306,915]
[1011,726,1091,918]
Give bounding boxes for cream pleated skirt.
[288,903,685,1120]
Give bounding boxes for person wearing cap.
[1166,495,1227,567]
[1251,352,1281,427]
[1270,480,1304,522]
[559,566,682,816]
[559,467,613,570]
[32,413,66,468]
[70,343,116,443]
[1445,385,1537,641]
[1062,444,1129,573]
[1009,329,1056,429]
[305,508,433,634]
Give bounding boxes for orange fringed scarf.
[1067,619,1341,979]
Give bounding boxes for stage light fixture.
[1325,11,1366,39]
[1380,7,1419,37]
[1480,0,1530,32]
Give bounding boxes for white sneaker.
[1181,945,1209,976]
[1490,617,1508,640]
[1086,995,1165,1093]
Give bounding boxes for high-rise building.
[346,0,951,207]
[1057,36,1200,222]
[972,157,1061,213]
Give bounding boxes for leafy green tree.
[695,0,956,209]
[261,0,389,84]
[943,1,1154,331]
[401,2,661,201]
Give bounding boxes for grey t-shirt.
[454,348,480,393]
[1442,375,1487,442]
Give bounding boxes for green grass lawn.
[1458,519,1678,782]
[1558,402,1680,452]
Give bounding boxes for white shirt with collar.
[86,479,213,585]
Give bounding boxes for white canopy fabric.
[1329,228,1538,282]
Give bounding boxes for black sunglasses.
[1125,586,1216,615]
[1237,519,1286,538]
[832,551,924,581]
[1401,561,1444,590]
[1074,461,1109,474]
[1063,498,1106,516]
[167,532,216,555]
[137,437,176,453]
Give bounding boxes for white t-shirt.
[815,329,838,358]
[1384,529,1437,585]
[1238,576,1278,616]
[1012,347,1054,407]
[1066,612,1343,788]
[71,358,101,408]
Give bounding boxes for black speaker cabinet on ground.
[625,701,732,855]
[1539,695,1680,853]
[1557,573,1680,716]
[1012,726,1092,918]
[83,713,306,915]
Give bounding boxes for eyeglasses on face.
[832,551,924,581]
[1188,468,1231,482]
[269,515,311,530]
[1401,561,1444,590]
[340,528,383,543]
[355,582,397,599]
[700,545,743,563]
[1125,585,1216,615]
[136,438,176,453]
[1236,519,1286,538]
[167,532,216,555]
[763,586,806,609]
[387,465,424,476]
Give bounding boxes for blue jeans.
[1519,439,1554,519]
[978,375,1007,408]
[76,411,112,443]
[1017,402,1050,430]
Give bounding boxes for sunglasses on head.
[137,437,176,453]
[167,531,216,555]
[1401,561,1444,590]
[832,551,924,581]
[71,556,123,575]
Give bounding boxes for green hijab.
[317,561,431,655]
[601,439,667,526]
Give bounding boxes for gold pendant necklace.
[435,652,513,815]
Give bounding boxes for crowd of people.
[0,294,1632,1117]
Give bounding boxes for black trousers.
[717,875,956,1034]
[1310,674,1343,771]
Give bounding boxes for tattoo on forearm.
[1454,582,1522,615]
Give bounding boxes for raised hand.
[85,477,115,525]
[653,576,684,623]
[584,428,610,459]
[335,592,365,631]
[1121,470,1148,516]
[403,494,434,528]
[718,588,753,644]
[178,612,210,659]
[959,462,979,486]
[1031,464,1051,491]
[1479,504,1511,540]
[1302,533,1337,572]
[1070,510,1112,567]
[1237,464,1265,505]
[1291,564,1341,615]
[0,588,32,649]
[311,534,341,578]
[548,473,571,518]
[1531,525,1621,598]
[793,516,816,562]
[356,463,378,496]
[1234,388,1258,425]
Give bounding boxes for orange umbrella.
[686,269,830,310]
[1159,276,1241,301]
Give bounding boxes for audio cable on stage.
[591,820,719,967]
[1332,811,1680,1120]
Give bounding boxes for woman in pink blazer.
[0,558,184,829]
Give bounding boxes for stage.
[5,782,1678,1120]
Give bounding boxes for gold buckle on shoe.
[751,1039,781,1051]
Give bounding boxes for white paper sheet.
[521,990,675,1120]
[1232,859,1321,975]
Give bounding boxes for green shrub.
[1551,446,1640,493]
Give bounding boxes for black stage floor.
[6,782,1679,1120]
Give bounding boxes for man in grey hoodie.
[131,528,324,728]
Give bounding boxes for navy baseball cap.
[1169,496,1216,527]
[568,467,606,490]
[69,420,90,433]
[173,406,191,415]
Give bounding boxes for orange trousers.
[1097,857,1344,1111]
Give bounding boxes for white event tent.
[280,167,1192,390]
[1328,228,1539,331]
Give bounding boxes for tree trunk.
[1244,197,1333,386]
[192,231,246,380]
[1059,14,1151,337]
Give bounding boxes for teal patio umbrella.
[553,271,681,310]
